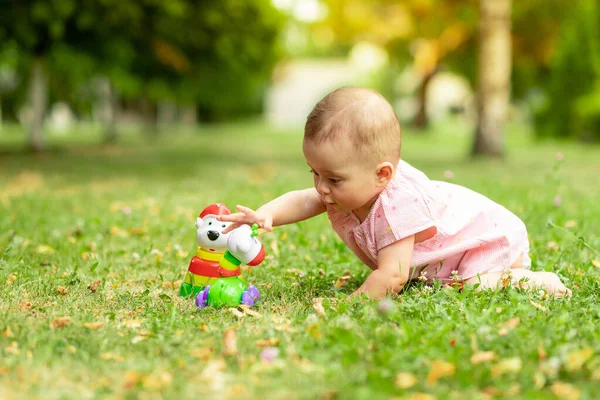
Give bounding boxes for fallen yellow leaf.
[395,372,417,388]
[426,359,455,384]
[55,286,68,295]
[124,319,142,329]
[312,297,326,317]
[2,326,14,338]
[239,305,262,319]
[6,274,17,285]
[550,382,580,400]
[228,308,244,318]
[256,338,279,348]
[591,259,600,268]
[564,220,577,228]
[491,357,522,377]
[470,351,496,364]
[36,245,55,254]
[566,348,594,372]
[334,276,351,288]
[529,297,548,312]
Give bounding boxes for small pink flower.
[444,170,455,179]
[556,152,564,161]
[377,298,396,314]
[554,196,562,207]
[121,206,132,215]
[260,347,279,363]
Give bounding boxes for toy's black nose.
[207,230,220,241]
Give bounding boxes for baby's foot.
[533,271,572,298]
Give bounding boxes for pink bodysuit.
[322,160,531,282]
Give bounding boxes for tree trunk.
[471,0,512,157]
[413,68,438,130]
[96,77,119,144]
[28,57,47,152]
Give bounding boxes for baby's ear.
[195,217,203,228]
[376,162,394,184]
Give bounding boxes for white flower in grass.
[418,270,428,282]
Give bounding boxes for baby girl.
[219,87,571,299]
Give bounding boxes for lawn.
[1,120,599,400]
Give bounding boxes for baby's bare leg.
[464,268,572,298]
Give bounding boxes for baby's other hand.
[217,205,273,234]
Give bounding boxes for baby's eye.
[329,178,340,184]
[309,169,319,176]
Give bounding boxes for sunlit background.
[0,0,596,152]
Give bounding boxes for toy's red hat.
[199,203,231,219]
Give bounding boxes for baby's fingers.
[235,205,257,216]
[263,215,273,232]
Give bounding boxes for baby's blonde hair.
[304,87,401,164]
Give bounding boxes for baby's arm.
[353,235,415,299]
[220,188,325,233]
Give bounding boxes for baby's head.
[303,87,402,215]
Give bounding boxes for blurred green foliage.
[0,0,284,122]
[535,0,600,142]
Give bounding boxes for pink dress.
[322,160,531,282]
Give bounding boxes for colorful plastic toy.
[179,203,265,309]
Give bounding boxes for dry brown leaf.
[130,227,146,236]
[223,328,237,356]
[529,297,548,312]
[566,348,594,372]
[491,357,522,377]
[470,351,496,364]
[426,359,455,384]
[239,305,262,319]
[538,345,548,361]
[6,274,17,285]
[334,275,351,288]
[498,317,520,330]
[228,308,244,318]
[55,286,68,295]
[2,326,14,338]
[142,371,173,390]
[88,280,102,293]
[550,382,580,400]
[84,322,105,330]
[312,297,326,317]
[19,301,32,311]
[122,371,141,389]
[50,317,72,329]
[395,372,417,388]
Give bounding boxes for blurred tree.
[471,0,512,157]
[0,0,283,149]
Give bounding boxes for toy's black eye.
[208,222,212,225]
[222,224,226,228]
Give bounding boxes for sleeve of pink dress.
[373,180,436,253]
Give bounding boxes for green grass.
[1,120,600,400]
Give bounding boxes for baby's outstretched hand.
[218,205,273,234]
